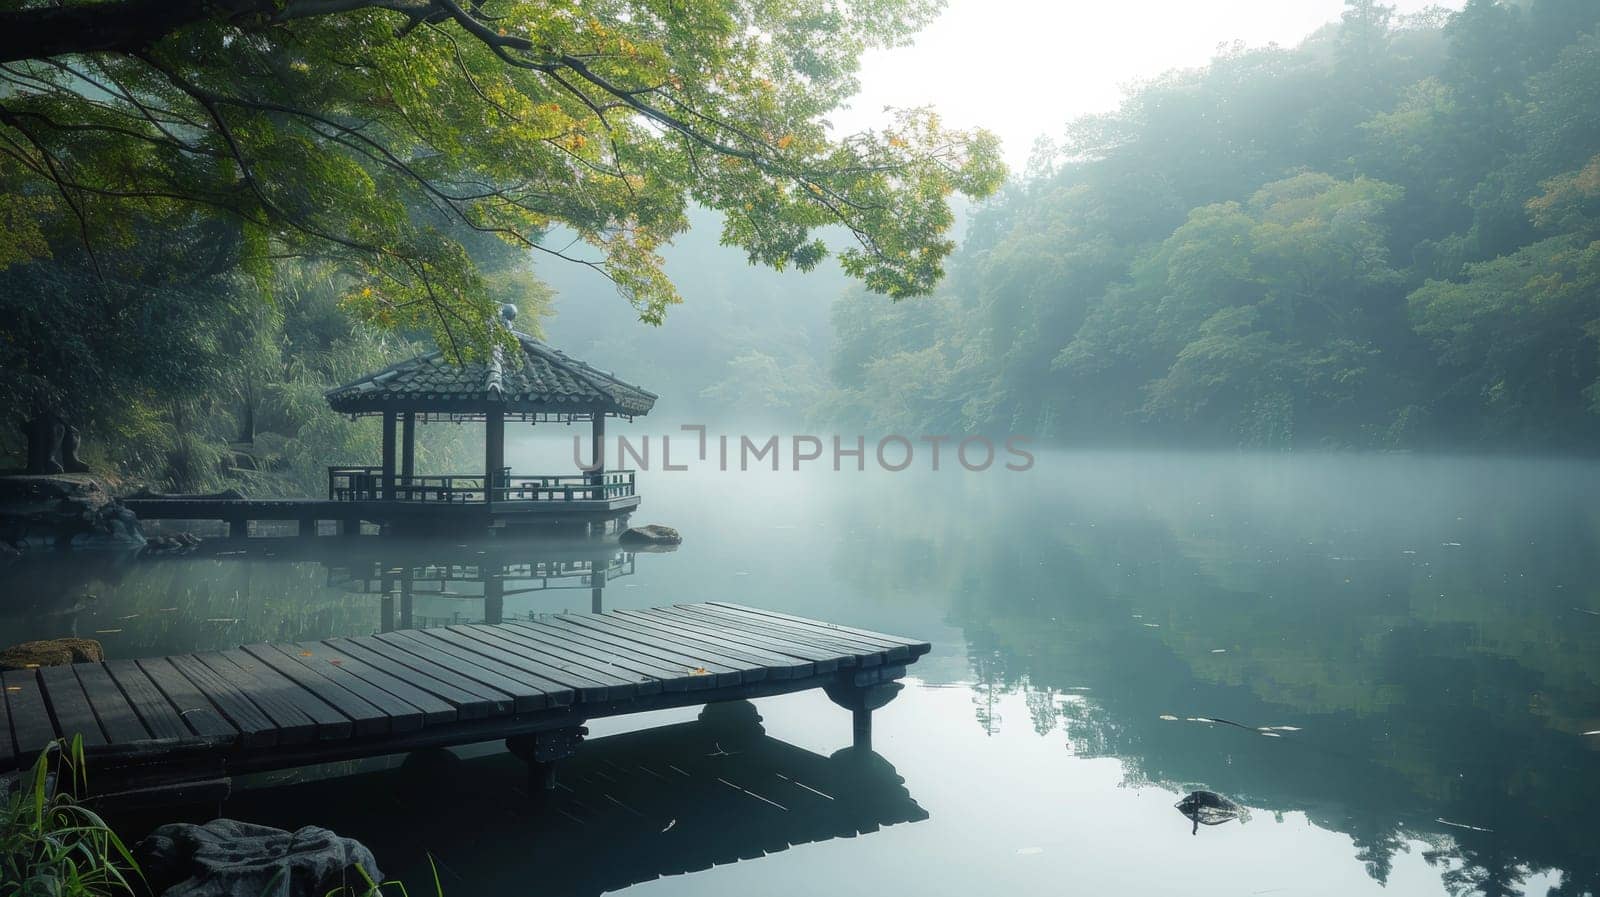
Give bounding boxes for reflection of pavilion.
[209,702,927,896]
[323,538,645,628]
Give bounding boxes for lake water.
[4,450,1599,897]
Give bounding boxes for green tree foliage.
[0,201,520,486]
[0,0,1003,358]
[827,0,1600,450]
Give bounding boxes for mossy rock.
[619,524,682,545]
[0,637,105,670]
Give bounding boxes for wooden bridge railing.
[328,467,636,503]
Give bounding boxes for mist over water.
[6,451,1597,896]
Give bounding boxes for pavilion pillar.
[589,414,605,498]
[381,411,397,500]
[485,410,505,509]
[400,412,416,489]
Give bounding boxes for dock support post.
[506,725,586,794]
[824,676,905,752]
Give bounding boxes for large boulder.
[135,820,382,897]
[0,638,104,671]
[144,531,204,556]
[619,524,682,545]
[0,475,145,549]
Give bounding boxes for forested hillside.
[825,0,1600,450]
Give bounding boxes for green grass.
[1,737,141,897]
[1,737,437,897]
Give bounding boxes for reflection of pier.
[325,540,639,625]
[206,702,928,896]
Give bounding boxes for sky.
[834,0,1466,169]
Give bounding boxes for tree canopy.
[0,0,1003,358]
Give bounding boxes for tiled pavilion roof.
[325,333,656,418]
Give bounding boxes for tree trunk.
[24,411,65,475]
[61,425,90,473]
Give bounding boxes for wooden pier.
[123,470,641,538]
[0,604,929,804]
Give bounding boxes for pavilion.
[319,307,656,534]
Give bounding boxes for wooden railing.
[328,467,636,503]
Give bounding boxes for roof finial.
[499,302,518,324]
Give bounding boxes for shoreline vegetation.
[2,738,142,897]
[2,737,433,897]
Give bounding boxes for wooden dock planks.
[0,603,931,798]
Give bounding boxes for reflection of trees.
[0,549,375,655]
[829,457,1600,897]
[0,537,643,657]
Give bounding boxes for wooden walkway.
[122,494,640,537]
[0,603,929,803]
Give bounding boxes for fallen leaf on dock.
[299,651,314,657]
[688,667,710,675]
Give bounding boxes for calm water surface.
[4,450,1599,897]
